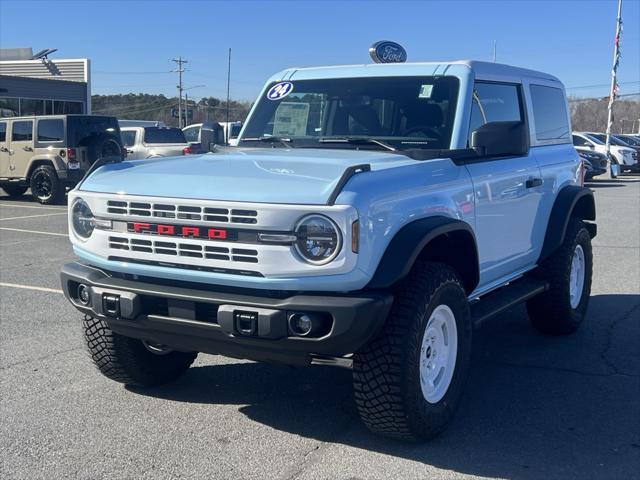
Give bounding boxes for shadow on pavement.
[129,293,640,479]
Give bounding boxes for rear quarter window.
[37,119,65,143]
[530,85,570,142]
[143,127,186,144]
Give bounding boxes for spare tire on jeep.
[86,134,123,163]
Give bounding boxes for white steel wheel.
[419,304,458,404]
[569,244,586,309]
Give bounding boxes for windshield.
[67,116,120,147]
[588,133,629,146]
[618,135,640,146]
[144,127,186,144]
[241,76,460,150]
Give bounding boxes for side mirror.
[471,121,528,157]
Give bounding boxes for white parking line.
[0,203,67,211]
[0,227,68,237]
[0,282,62,294]
[0,212,68,221]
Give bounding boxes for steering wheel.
[403,125,442,141]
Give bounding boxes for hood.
[79,147,417,204]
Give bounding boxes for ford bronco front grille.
[106,200,258,224]
[108,236,259,263]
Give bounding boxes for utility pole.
[172,57,188,127]
[605,0,623,178]
[225,48,231,144]
[492,40,497,63]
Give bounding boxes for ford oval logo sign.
[369,41,407,64]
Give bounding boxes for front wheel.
[353,262,472,441]
[83,315,197,387]
[527,218,593,335]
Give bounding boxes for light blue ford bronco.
[61,56,596,441]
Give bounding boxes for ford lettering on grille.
[130,222,228,240]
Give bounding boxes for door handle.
[526,178,543,188]
[23,146,33,152]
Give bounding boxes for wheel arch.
[367,216,480,294]
[26,158,59,180]
[539,185,596,262]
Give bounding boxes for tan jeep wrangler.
[0,115,124,204]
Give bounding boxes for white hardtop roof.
[278,60,561,84]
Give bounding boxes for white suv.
[572,132,638,172]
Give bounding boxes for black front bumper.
[60,262,393,365]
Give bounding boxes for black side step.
[471,277,549,328]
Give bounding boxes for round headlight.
[72,199,95,240]
[294,214,342,265]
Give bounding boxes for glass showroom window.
[0,98,20,117]
[21,99,46,116]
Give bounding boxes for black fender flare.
[539,185,596,262]
[367,216,479,293]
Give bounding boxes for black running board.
[471,277,549,328]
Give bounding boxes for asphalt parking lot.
[1,178,639,480]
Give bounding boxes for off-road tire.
[1,184,28,198]
[29,165,64,204]
[83,315,197,387]
[353,262,472,441]
[527,218,593,335]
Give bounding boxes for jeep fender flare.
[539,185,596,262]
[367,216,479,294]
[26,155,64,179]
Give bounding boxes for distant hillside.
[91,93,639,133]
[91,94,252,126]
[569,97,639,133]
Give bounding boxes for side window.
[12,121,33,142]
[37,119,64,143]
[530,85,570,142]
[183,127,199,143]
[572,135,590,147]
[121,131,137,147]
[468,82,522,145]
[0,122,6,142]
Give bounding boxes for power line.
[566,80,640,90]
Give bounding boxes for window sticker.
[267,82,294,100]
[418,84,434,98]
[273,102,310,136]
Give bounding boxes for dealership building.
[0,48,91,117]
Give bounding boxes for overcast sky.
[1,0,639,101]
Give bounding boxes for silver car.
[121,126,192,160]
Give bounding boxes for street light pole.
[172,57,188,128]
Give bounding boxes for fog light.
[77,284,91,306]
[289,313,313,336]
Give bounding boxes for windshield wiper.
[241,136,294,148]
[318,137,396,152]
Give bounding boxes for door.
[9,120,35,178]
[0,121,9,177]
[465,82,544,289]
[121,129,141,160]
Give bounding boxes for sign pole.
[605,0,623,178]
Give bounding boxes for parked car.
[61,58,596,442]
[573,132,638,172]
[614,134,640,148]
[0,114,123,204]
[120,126,192,160]
[578,150,608,179]
[182,121,225,153]
[218,121,243,146]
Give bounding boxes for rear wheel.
[83,315,197,387]
[527,218,593,335]
[1,184,28,198]
[29,165,64,204]
[353,262,472,441]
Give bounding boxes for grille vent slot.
[106,201,257,224]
